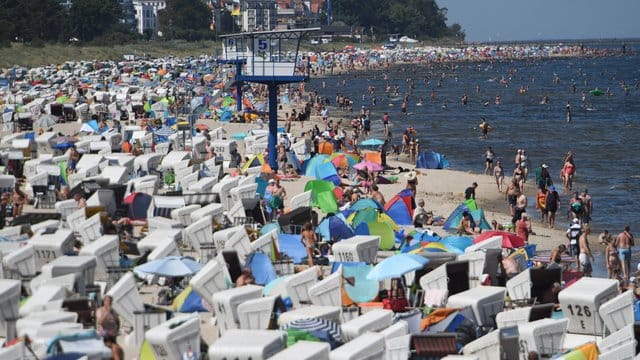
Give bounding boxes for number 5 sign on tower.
[254,38,269,58]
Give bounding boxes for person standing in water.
[479,118,492,139]
[614,226,634,281]
[484,147,495,175]
[566,101,573,123]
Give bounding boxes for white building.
[133,0,166,36]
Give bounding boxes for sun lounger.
[330,332,385,359]
[189,258,231,305]
[517,318,568,358]
[79,235,119,281]
[446,286,506,329]
[190,202,224,224]
[309,270,342,307]
[283,266,318,308]
[2,244,37,278]
[237,295,277,330]
[599,290,635,334]
[31,229,75,271]
[332,235,379,264]
[271,340,330,360]
[171,204,202,226]
[77,212,102,243]
[40,255,96,296]
[183,215,213,253]
[558,277,618,335]
[212,177,240,211]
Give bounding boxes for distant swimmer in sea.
[416,97,423,106]
[540,95,550,105]
[495,94,501,105]
[461,93,468,106]
[479,117,492,139]
[441,100,448,109]
[566,101,573,123]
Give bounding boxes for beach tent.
[303,180,338,214]
[241,153,265,173]
[123,192,153,220]
[317,214,354,243]
[384,189,415,225]
[172,286,209,312]
[355,221,395,250]
[246,252,277,285]
[277,233,306,264]
[442,202,491,231]
[416,151,449,169]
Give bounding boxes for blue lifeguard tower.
[219,28,319,170]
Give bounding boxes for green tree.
[158,0,212,40]
[68,0,121,41]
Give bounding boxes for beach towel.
[420,308,459,331]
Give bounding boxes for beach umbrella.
[411,242,462,254]
[360,138,385,147]
[317,214,354,242]
[284,329,320,346]
[439,236,474,252]
[330,153,357,168]
[134,256,202,278]
[353,160,383,172]
[474,231,525,249]
[366,253,429,281]
[154,126,176,137]
[343,264,379,303]
[553,342,599,360]
[35,114,58,129]
[349,198,384,212]
[281,318,342,344]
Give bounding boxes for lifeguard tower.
[219,28,319,170]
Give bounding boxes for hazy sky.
[437,0,640,42]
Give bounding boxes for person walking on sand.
[494,160,504,192]
[566,218,582,271]
[484,147,495,175]
[578,226,595,277]
[614,226,634,281]
[545,185,561,229]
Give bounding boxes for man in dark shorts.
[465,182,478,200]
[566,218,582,270]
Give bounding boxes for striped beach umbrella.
[280,317,342,343]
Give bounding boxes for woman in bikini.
[301,222,318,268]
[512,164,525,192]
[494,160,504,192]
[606,241,621,279]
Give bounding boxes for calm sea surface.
[312,46,640,276]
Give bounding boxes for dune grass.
[0,40,221,68]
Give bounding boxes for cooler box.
[211,285,263,335]
[309,270,342,307]
[277,305,342,327]
[145,314,200,360]
[40,255,97,296]
[189,203,224,224]
[211,139,237,161]
[189,259,231,305]
[209,329,286,360]
[79,235,119,281]
[462,330,500,360]
[237,295,277,330]
[599,290,635,334]
[340,309,394,341]
[183,215,213,253]
[106,272,145,326]
[2,244,37,277]
[517,318,568,358]
[212,177,240,211]
[329,332,385,360]
[283,266,318,308]
[558,277,618,335]
[31,229,75,271]
[446,286,506,328]
[171,204,202,226]
[331,236,380,264]
[271,340,330,360]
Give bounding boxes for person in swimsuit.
[494,160,504,192]
[505,178,520,216]
[614,226,634,281]
[301,222,318,268]
[520,149,529,183]
[545,186,561,229]
[536,186,549,224]
[513,164,525,192]
[605,240,621,279]
[96,295,120,338]
[484,147,495,175]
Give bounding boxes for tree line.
[333,0,465,40]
